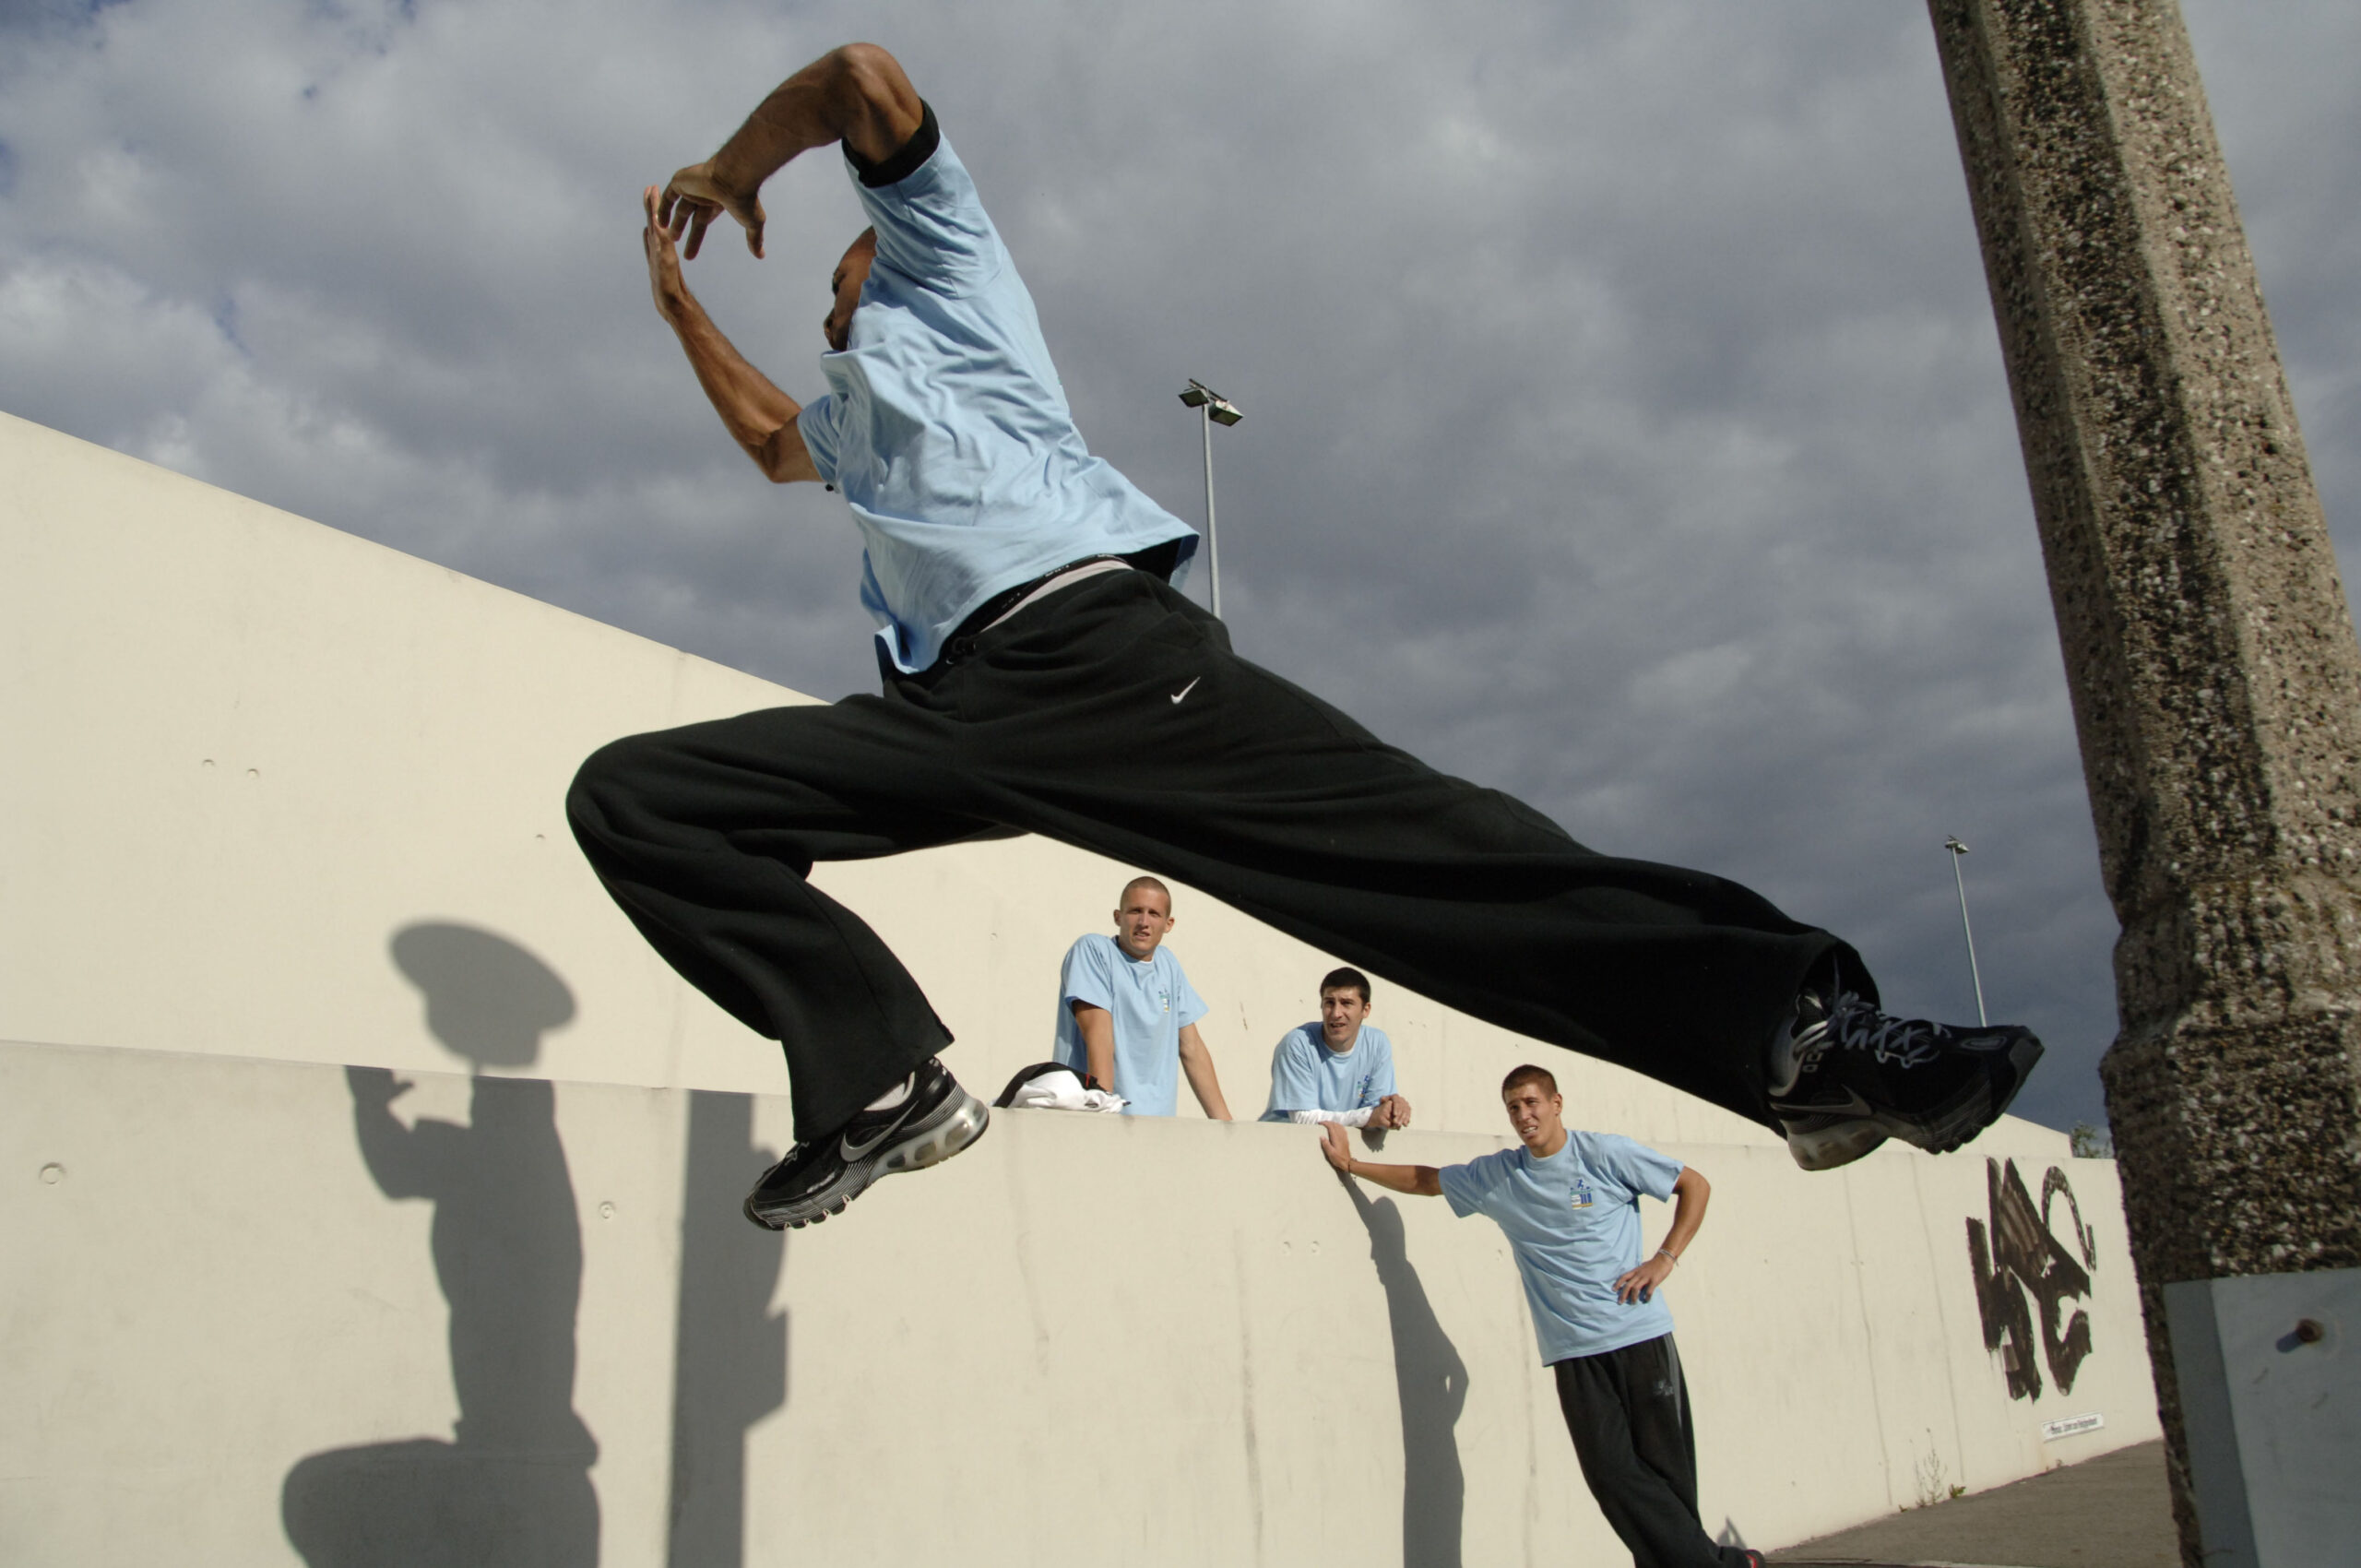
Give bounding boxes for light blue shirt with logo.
[1051,934,1209,1118]
[1438,1132,1685,1363]
[795,125,1200,674]
[1259,1024,1396,1122]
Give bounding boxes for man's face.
[1112,886,1174,961]
[1318,987,1370,1051]
[824,231,877,352]
[1501,1082,1565,1152]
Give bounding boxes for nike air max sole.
[742,1083,991,1231]
[879,1085,991,1175]
[1783,1117,1888,1172]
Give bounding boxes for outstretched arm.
[662,42,926,259]
[642,186,818,483]
[1320,1123,1442,1195]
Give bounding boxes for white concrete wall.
[0,409,2161,1563]
[4,1039,2153,1567]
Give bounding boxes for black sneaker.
[742,1057,990,1230]
[1769,989,2043,1171]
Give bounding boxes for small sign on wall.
[2042,1412,2105,1442]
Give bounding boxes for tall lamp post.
[1943,835,1988,1027]
[1178,379,1242,618]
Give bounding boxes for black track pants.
[567,569,1863,1138]
[1554,1335,1749,1568]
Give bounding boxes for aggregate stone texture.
[1928,1,2361,1562]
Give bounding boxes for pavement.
[1768,1440,2177,1568]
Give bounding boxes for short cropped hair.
[1319,967,1372,1004]
[1501,1063,1559,1099]
[1119,874,1172,909]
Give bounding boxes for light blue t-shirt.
[1050,934,1209,1117]
[1439,1133,1685,1363]
[796,125,1200,673]
[1258,1024,1396,1121]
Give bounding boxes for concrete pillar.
[1926,1,2361,1560]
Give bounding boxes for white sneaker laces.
[1815,992,1946,1070]
[1794,992,1945,1076]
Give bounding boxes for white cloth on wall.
[1006,1065,1127,1114]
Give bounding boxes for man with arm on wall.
[1323,1064,1764,1568]
[1053,876,1233,1119]
[1260,967,1410,1135]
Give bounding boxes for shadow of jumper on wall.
[1346,1182,1468,1568]
[667,1089,788,1568]
[281,923,599,1568]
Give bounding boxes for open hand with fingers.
[641,185,696,323]
[658,160,766,260]
[1321,1122,1355,1173]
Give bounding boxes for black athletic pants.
[567,568,1864,1139]
[1554,1334,1748,1568]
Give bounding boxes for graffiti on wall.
[1965,1158,2098,1400]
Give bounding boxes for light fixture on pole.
[1178,379,1242,618]
[1943,835,1988,1027]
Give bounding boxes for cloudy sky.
[4,0,2354,1134]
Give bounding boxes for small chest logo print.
[1169,677,1201,704]
[1570,1176,1596,1210]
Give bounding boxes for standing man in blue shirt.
[1052,876,1232,1119]
[1260,967,1410,1132]
[568,42,2043,1234]
[1324,1065,1765,1568]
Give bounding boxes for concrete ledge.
[4,1038,2157,1566]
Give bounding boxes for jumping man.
[566,42,2042,1231]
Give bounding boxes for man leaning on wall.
[1325,1063,1763,1568]
[1259,966,1411,1139]
[1051,875,1233,1120]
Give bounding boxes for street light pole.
[1199,402,1219,619]
[1944,835,1988,1027]
[1178,379,1242,620]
